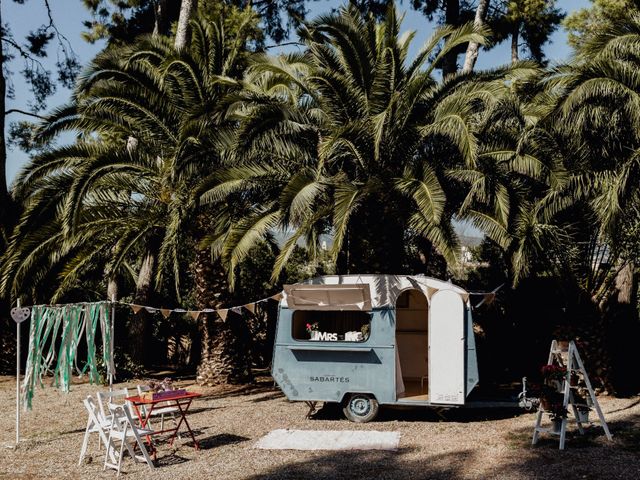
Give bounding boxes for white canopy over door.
[429,289,465,405]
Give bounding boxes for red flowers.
[305,322,319,334]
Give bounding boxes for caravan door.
[429,289,465,405]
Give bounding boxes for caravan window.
[292,310,371,342]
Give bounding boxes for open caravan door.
[429,289,465,405]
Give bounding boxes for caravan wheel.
[343,393,379,423]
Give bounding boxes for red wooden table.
[126,391,202,452]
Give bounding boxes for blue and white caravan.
[271,274,479,422]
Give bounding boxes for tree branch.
[43,0,77,56]
[1,36,47,70]
[5,109,46,120]
[264,41,304,50]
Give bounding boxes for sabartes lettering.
[310,376,350,383]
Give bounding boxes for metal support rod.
[16,298,21,445]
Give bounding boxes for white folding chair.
[97,388,133,420]
[136,384,180,432]
[103,403,155,476]
[79,396,116,465]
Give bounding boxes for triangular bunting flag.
[202,308,215,313]
[484,292,496,306]
[160,308,172,319]
[145,307,158,314]
[188,311,201,321]
[426,286,438,299]
[271,292,283,301]
[173,308,187,313]
[131,304,143,314]
[244,303,256,314]
[217,309,228,321]
[231,306,243,315]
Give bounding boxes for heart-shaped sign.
[11,307,31,324]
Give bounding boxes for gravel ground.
[0,375,639,479]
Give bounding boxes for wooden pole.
[15,298,21,445]
[109,295,115,390]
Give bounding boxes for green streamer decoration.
[21,302,115,410]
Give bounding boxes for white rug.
[255,429,401,451]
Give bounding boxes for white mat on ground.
[255,429,401,451]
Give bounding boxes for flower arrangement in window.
[360,324,370,341]
[306,322,319,338]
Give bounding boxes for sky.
[4,0,592,193]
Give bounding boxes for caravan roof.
[283,274,469,310]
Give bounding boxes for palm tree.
[547,12,640,239]
[451,64,574,284]
[205,4,497,284]
[453,13,640,391]
[3,13,258,377]
[1,143,139,303]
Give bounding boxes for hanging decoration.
[468,284,504,308]
[11,306,31,323]
[17,291,284,410]
[122,292,284,321]
[21,302,114,410]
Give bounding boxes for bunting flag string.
[119,291,284,321]
[468,284,504,308]
[20,292,284,324]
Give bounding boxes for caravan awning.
[281,275,470,309]
[283,284,372,311]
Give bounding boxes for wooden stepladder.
[532,340,613,450]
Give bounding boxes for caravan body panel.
[271,275,479,408]
[272,307,397,404]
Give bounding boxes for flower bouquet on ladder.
[548,402,568,434]
[541,364,567,392]
[526,382,560,411]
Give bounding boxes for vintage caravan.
[271,274,479,422]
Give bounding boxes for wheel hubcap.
[350,397,370,416]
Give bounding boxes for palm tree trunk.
[175,0,197,50]
[462,0,490,74]
[107,275,118,301]
[153,0,169,36]
[442,0,461,77]
[511,23,520,63]
[615,261,634,304]
[193,215,253,385]
[129,246,158,366]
